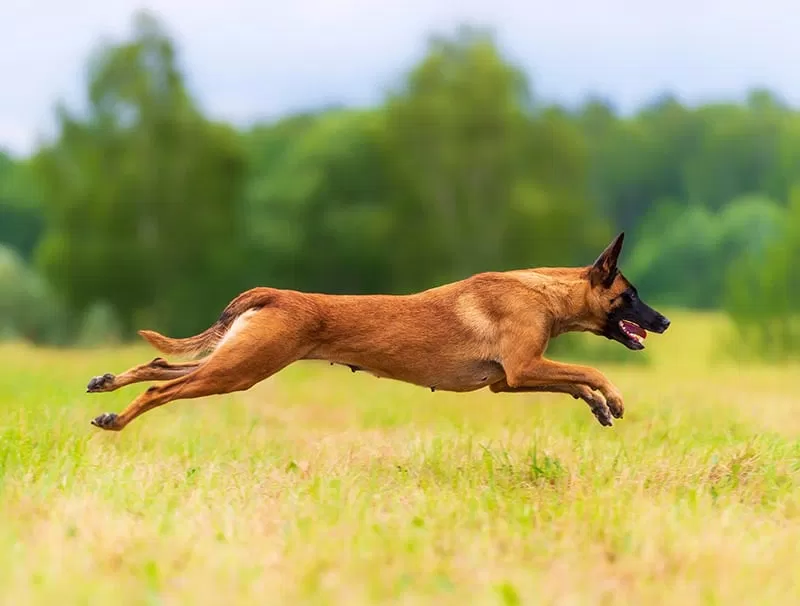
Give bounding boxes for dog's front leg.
[490,378,614,427]
[502,358,625,423]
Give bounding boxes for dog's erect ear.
[589,232,624,288]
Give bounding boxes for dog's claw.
[91,412,120,431]
[87,373,115,393]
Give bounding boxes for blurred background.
[0,2,798,359]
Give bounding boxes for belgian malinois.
[87,232,670,432]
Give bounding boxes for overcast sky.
[1,0,797,156]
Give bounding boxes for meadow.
[0,311,799,605]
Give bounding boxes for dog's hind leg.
[86,358,203,393]
[90,308,312,432]
[489,378,615,427]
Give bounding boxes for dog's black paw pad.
[91,412,119,430]
[87,373,115,393]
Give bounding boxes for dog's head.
[583,233,670,350]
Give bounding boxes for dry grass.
[1,311,799,605]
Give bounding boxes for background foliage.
[1,13,798,357]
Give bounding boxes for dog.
[87,232,670,432]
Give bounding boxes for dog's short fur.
[88,232,670,431]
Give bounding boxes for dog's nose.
[661,317,671,330]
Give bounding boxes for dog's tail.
[138,288,275,359]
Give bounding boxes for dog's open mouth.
[620,320,647,347]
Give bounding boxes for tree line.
[0,13,797,357]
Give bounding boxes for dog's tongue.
[622,320,647,339]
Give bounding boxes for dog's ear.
[589,232,624,288]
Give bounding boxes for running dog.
[87,232,670,431]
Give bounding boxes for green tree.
[626,195,784,309]
[684,92,786,210]
[577,94,702,236]
[33,12,247,337]
[0,152,43,260]
[381,26,606,291]
[0,244,67,344]
[243,109,393,294]
[725,187,800,359]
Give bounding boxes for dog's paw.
[87,373,115,393]
[588,398,614,427]
[574,386,614,427]
[90,412,120,431]
[603,387,625,419]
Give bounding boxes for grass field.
[1,311,799,605]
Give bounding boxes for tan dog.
[88,232,670,432]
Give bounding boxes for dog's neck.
[529,267,599,337]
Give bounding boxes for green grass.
[1,311,799,604]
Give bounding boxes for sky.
[1,0,798,156]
